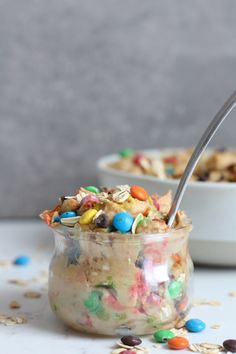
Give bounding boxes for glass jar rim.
[52,220,192,244]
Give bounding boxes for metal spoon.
[167,90,236,227]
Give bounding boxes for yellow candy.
[79,209,98,225]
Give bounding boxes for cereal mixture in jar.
[40,184,193,335]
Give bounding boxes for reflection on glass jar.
[48,225,193,336]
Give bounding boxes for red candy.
[132,153,145,166]
[163,156,177,164]
[130,185,148,201]
[168,336,189,350]
[120,351,136,354]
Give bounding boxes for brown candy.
[223,340,236,353]
[121,335,142,347]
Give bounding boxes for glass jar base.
[51,308,191,337]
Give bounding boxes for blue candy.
[166,165,175,176]
[112,212,134,233]
[14,255,31,266]
[186,318,206,333]
[60,211,77,219]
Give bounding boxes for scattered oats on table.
[23,291,42,299]
[193,299,222,307]
[210,324,221,330]
[112,341,149,354]
[171,327,189,337]
[0,314,27,326]
[8,279,30,286]
[228,291,236,297]
[9,301,21,309]
[0,260,11,267]
[189,343,224,354]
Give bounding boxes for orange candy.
[130,185,148,201]
[40,205,61,226]
[168,336,189,350]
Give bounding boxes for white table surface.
[0,220,236,354]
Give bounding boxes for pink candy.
[79,195,100,213]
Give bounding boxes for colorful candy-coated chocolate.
[80,195,100,211]
[112,212,134,233]
[168,336,189,350]
[166,165,175,176]
[119,148,134,158]
[60,211,77,219]
[132,153,144,165]
[84,186,100,194]
[14,255,31,266]
[168,280,183,299]
[80,209,98,225]
[223,339,236,353]
[185,318,206,332]
[130,185,148,201]
[121,335,142,346]
[83,290,103,313]
[153,329,175,343]
[163,156,177,164]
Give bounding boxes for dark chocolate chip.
[223,339,236,353]
[121,335,142,347]
[94,213,109,228]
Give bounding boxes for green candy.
[83,290,103,313]
[95,307,109,321]
[168,280,183,299]
[153,329,175,343]
[84,291,109,320]
[84,186,100,194]
[119,148,134,158]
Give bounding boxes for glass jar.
[48,225,193,336]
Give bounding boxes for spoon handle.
[167,90,236,227]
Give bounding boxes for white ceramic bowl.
[97,149,236,266]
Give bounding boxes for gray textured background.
[1,0,236,217]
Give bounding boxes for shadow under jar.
[48,224,193,336]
